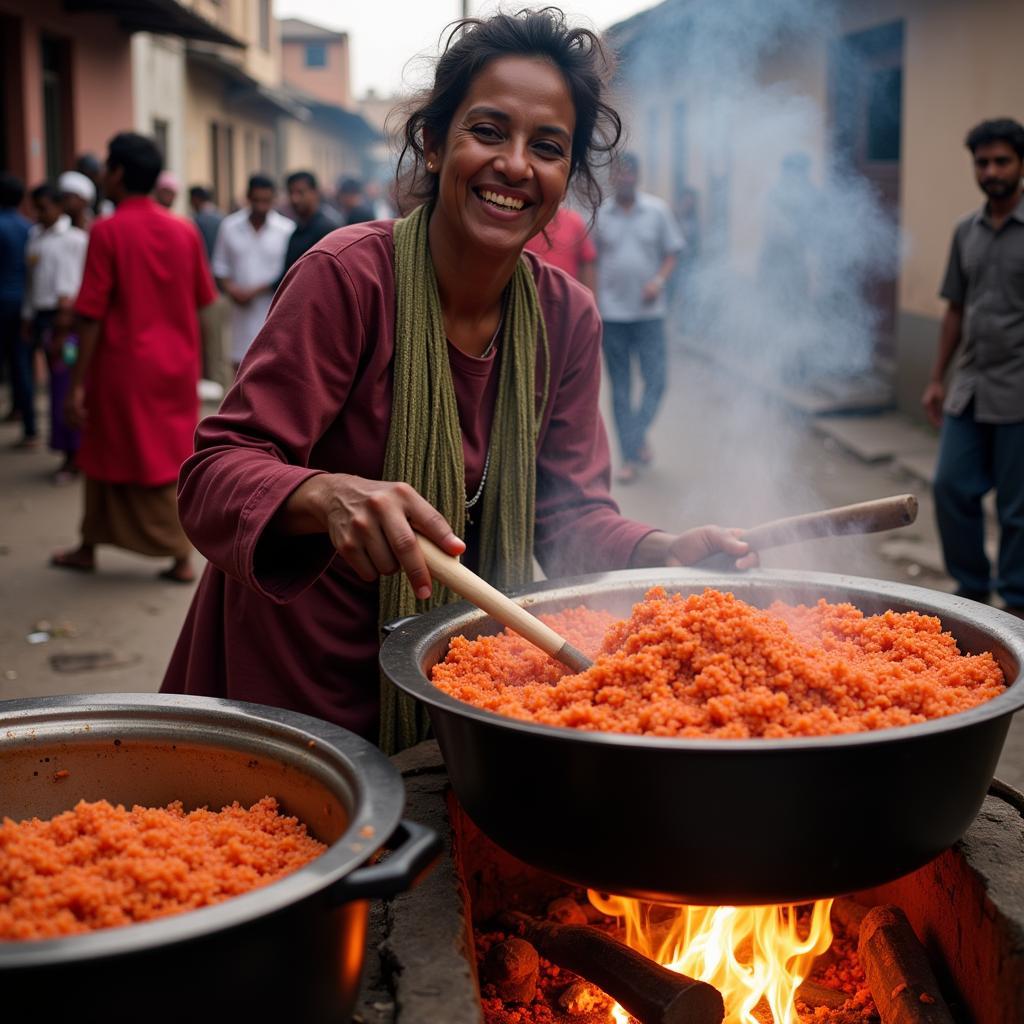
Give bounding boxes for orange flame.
[588,893,834,1024]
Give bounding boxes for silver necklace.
[460,307,503,527]
[464,447,492,525]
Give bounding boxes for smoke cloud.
[609,0,903,564]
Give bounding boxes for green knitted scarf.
[378,203,550,754]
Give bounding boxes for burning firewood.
[558,980,609,1015]
[497,910,724,1024]
[547,897,589,926]
[795,979,851,1011]
[832,897,871,940]
[482,937,540,1003]
[857,905,955,1024]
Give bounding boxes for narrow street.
[2,350,1021,787]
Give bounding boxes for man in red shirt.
[525,205,596,289]
[52,133,216,582]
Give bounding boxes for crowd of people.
[0,134,403,582]
[0,155,396,470]
[1,132,691,502]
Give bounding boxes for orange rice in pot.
[431,588,1006,738]
[0,796,325,940]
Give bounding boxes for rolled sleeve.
[240,467,335,602]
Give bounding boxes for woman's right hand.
[282,474,464,599]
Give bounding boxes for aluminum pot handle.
[328,819,441,905]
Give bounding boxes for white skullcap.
[57,171,96,204]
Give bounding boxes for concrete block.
[815,413,937,464]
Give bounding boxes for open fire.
[590,895,835,1024]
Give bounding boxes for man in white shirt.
[19,183,88,456]
[211,174,292,370]
[595,153,683,484]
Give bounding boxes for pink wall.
[0,0,132,184]
[281,37,350,108]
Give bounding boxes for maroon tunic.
[161,221,654,740]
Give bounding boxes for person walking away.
[595,152,683,483]
[525,204,596,290]
[20,184,88,474]
[212,174,292,372]
[924,118,1024,617]
[52,132,216,581]
[0,173,30,427]
[337,178,375,226]
[280,171,337,279]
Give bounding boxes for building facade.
[0,0,235,186]
[1,0,381,217]
[279,18,376,191]
[279,18,351,109]
[183,0,296,211]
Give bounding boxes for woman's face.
[427,55,575,255]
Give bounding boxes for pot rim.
[0,692,404,966]
[380,567,1024,752]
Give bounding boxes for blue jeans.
[602,319,667,463]
[934,401,1024,606]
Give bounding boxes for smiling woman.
[160,9,754,754]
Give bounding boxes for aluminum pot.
[0,693,439,1022]
[380,569,1024,905]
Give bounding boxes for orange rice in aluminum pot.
[431,587,1006,738]
[0,796,325,940]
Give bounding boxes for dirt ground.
[1,352,1021,789]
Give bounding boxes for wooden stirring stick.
[741,494,918,551]
[417,535,594,673]
[694,493,918,569]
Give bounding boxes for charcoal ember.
[482,937,540,1003]
[558,980,608,1015]
[546,897,589,926]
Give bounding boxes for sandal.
[50,550,95,572]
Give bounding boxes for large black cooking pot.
[0,693,439,1022]
[380,569,1024,906]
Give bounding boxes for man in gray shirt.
[925,118,1024,615]
[595,152,683,483]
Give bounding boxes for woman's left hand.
[631,528,758,570]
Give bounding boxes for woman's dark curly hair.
[396,7,621,215]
